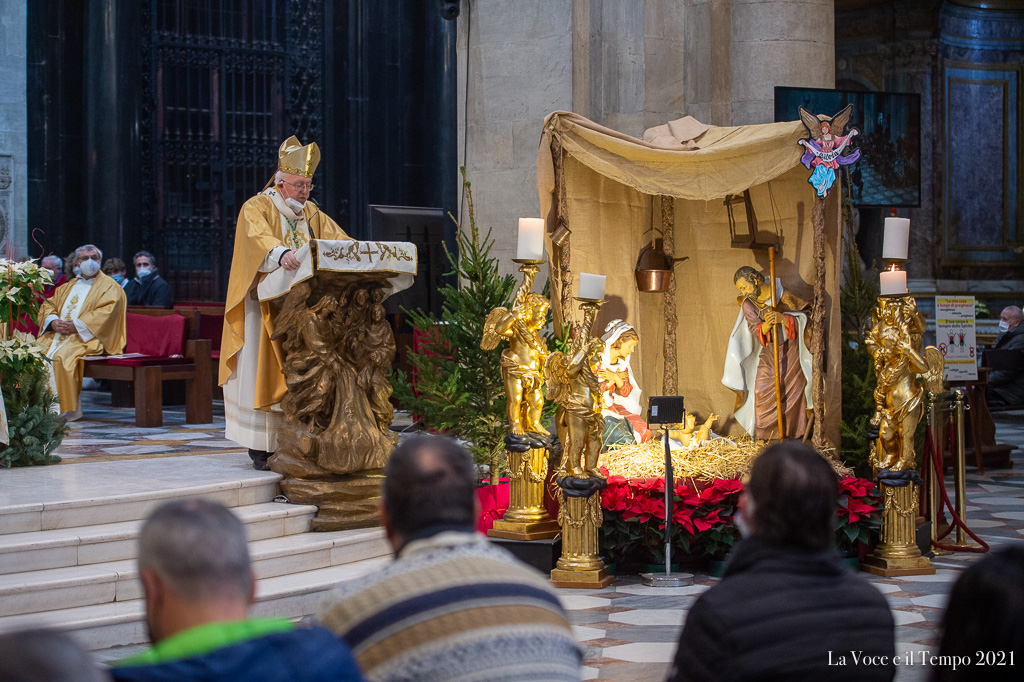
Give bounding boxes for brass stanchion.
[949,390,981,550]
[927,393,952,556]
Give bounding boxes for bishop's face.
[277,172,313,206]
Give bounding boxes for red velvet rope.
[923,425,989,553]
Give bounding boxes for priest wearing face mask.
[125,251,173,308]
[220,136,352,470]
[37,244,127,421]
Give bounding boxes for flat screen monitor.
[774,86,921,208]
[367,204,454,323]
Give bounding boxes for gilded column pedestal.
[863,479,934,576]
[550,477,613,588]
[489,436,560,540]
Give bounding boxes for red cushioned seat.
[125,312,185,357]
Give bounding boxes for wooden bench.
[82,308,213,427]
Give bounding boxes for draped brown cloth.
[537,111,842,443]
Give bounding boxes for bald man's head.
[1000,306,1023,332]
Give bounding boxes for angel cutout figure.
[798,104,861,198]
[481,266,550,436]
[596,320,653,451]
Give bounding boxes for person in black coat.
[126,250,174,308]
[987,305,1024,407]
[669,442,896,682]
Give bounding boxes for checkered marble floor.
[46,392,1024,681]
[558,410,1024,682]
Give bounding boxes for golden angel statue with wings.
[798,104,861,198]
[481,264,550,437]
[865,296,944,472]
[545,304,606,480]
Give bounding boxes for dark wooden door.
[140,0,323,302]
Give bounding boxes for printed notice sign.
[935,296,978,382]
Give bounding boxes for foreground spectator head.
[137,498,253,644]
[999,305,1022,332]
[934,545,1024,682]
[745,440,838,551]
[0,628,109,682]
[381,435,477,552]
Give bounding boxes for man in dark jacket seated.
[987,305,1024,407]
[113,499,364,682]
[669,441,896,682]
[125,250,174,308]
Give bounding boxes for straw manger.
[598,436,850,481]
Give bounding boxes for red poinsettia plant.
[599,468,744,563]
[835,475,883,555]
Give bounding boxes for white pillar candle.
[879,269,907,296]
[578,273,606,300]
[882,217,910,260]
[517,218,545,260]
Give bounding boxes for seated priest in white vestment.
[38,244,127,421]
[220,136,351,470]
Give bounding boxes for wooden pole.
[810,196,827,449]
[768,246,786,438]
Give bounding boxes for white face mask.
[284,197,306,214]
[999,320,1011,333]
[79,259,101,277]
[136,267,152,279]
[73,266,81,278]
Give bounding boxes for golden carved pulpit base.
[268,273,398,531]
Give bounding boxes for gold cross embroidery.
[63,295,80,321]
[360,243,379,263]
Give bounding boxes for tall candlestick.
[882,218,910,260]
[880,269,907,296]
[517,218,545,261]
[578,273,606,300]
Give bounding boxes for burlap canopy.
[537,111,842,445]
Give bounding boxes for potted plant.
[0,258,68,467]
[834,475,883,567]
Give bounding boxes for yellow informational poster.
[935,296,978,382]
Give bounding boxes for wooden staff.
[768,245,786,438]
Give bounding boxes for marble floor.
[15,390,1024,681]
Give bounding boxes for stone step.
[0,453,282,533]
[0,527,388,617]
[0,501,319,576]
[0,556,391,652]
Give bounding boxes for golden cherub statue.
[865,296,944,472]
[481,263,550,436]
[545,302,605,479]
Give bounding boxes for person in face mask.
[103,257,129,289]
[986,305,1024,408]
[125,251,173,308]
[37,244,127,421]
[669,441,896,682]
[220,136,352,471]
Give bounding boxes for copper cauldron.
[635,245,673,293]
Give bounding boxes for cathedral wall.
[0,0,26,257]
[460,0,834,276]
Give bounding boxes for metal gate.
[139,0,324,302]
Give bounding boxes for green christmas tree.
[392,168,516,477]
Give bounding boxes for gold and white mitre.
[277,135,320,177]
[263,136,321,189]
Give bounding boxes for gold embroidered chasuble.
[38,272,127,413]
[219,190,351,410]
